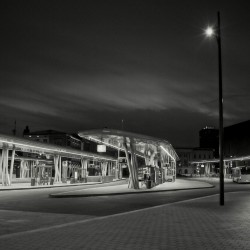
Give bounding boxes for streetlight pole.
[205,11,224,206]
[217,12,224,206]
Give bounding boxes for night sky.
[1,0,250,147]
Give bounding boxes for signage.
[97,145,106,152]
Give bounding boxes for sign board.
[97,145,106,152]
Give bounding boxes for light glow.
[205,27,214,37]
[160,146,175,161]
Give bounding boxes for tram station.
[78,129,179,189]
[0,133,116,187]
[0,130,179,189]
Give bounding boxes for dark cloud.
[0,0,249,146]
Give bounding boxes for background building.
[176,125,217,176]
[224,120,250,157]
[175,147,214,176]
[199,126,219,157]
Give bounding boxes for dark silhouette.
[23,126,30,136]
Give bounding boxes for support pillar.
[54,155,61,183]
[9,146,15,184]
[123,137,139,189]
[1,144,10,186]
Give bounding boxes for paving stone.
[0,192,250,249]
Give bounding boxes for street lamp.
[205,12,224,206]
[205,27,214,37]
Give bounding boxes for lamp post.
[205,11,224,206]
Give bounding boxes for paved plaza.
[0,178,249,249]
[0,190,250,249]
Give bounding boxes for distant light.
[205,27,214,37]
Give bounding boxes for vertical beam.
[129,138,139,189]
[0,149,3,181]
[5,146,10,185]
[54,155,60,183]
[1,145,10,186]
[20,160,23,178]
[174,160,176,181]
[80,158,84,178]
[115,160,119,179]
[101,162,107,177]
[123,137,133,189]
[58,156,62,182]
[84,159,88,178]
[9,145,16,184]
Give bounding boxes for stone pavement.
[1,191,250,249]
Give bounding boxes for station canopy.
[0,133,116,162]
[78,129,179,161]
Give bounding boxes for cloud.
[0,97,58,117]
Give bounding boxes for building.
[187,120,250,179]
[176,147,214,176]
[224,120,250,157]
[199,126,219,157]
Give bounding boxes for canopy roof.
[78,129,179,161]
[190,155,250,164]
[0,133,116,162]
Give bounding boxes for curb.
[0,182,102,191]
[49,185,215,198]
[0,180,126,191]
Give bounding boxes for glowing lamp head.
[205,27,214,37]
